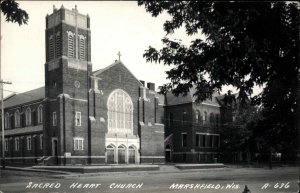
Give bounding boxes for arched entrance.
[128,146,136,164]
[106,144,115,164]
[118,145,126,164]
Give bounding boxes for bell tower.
[44,5,92,164]
[45,5,91,99]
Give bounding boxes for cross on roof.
[117,51,121,61]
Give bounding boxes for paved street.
[0,166,298,193]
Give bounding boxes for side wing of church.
[0,6,165,165]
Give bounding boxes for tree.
[1,0,28,25]
[220,92,259,163]
[138,1,299,162]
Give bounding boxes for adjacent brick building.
[0,6,165,166]
[164,87,226,163]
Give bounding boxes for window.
[40,134,43,150]
[74,137,84,150]
[206,135,213,148]
[107,89,133,134]
[213,135,220,148]
[14,137,20,151]
[27,136,32,150]
[195,110,201,124]
[195,111,199,122]
[182,111,187,126]
[55,32,61,58]
[200,135,206,147]
[216,114,220,127]
[14,110,20,127]
[210,113,215,126]
[196,134,200,147]
[49,35,54,60]
[203,111,207,124]
[78,35,85,60]
[4,138,9,151]
[182,133,187,147]
[25,107,31,126]
[5,112,10,129]
[75,112,81,126]
[53,112,57,126]
[67,32,75,58]
[37,105,43,124]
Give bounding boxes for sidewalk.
[1,164,228,179]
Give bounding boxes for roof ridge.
[93,61,122,75]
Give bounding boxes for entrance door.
[51,138,58,165]
[52,138,58,156]
[106,145,115,164]
[118,145,126,164]
[165,145,172,162]
[128,146,136,164]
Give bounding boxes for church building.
[0,6,165,166]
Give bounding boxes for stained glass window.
[107,89,133,134]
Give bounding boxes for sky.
[1,1,247,98]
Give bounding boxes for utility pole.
[0,12,13,169]
[0,80,12,169]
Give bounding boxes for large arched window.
[25,107,31,126]
[107,89,133,134]
[14,110,20,127]
[37,105,43,124]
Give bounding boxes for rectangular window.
[74,137,84,150]
[206,135,212,148]
[53,112,57,126]
[182,133,187,147]
[196,134,200,147]
[200,134,206,147]
[40,134,43,150]
[27,136,32,150]
[15,137,20,151]
[213,135,220,148]
[75,112,81,126]
[4,138,9,152]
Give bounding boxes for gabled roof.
[4,87,45,108]
[93,60,120,75]
[92,60,143,86]
[165,87,222,107]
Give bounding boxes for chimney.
[53,5,57,12]
[147,82,155,91]
[140,80,145,87]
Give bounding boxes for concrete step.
[175,163,225,169]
